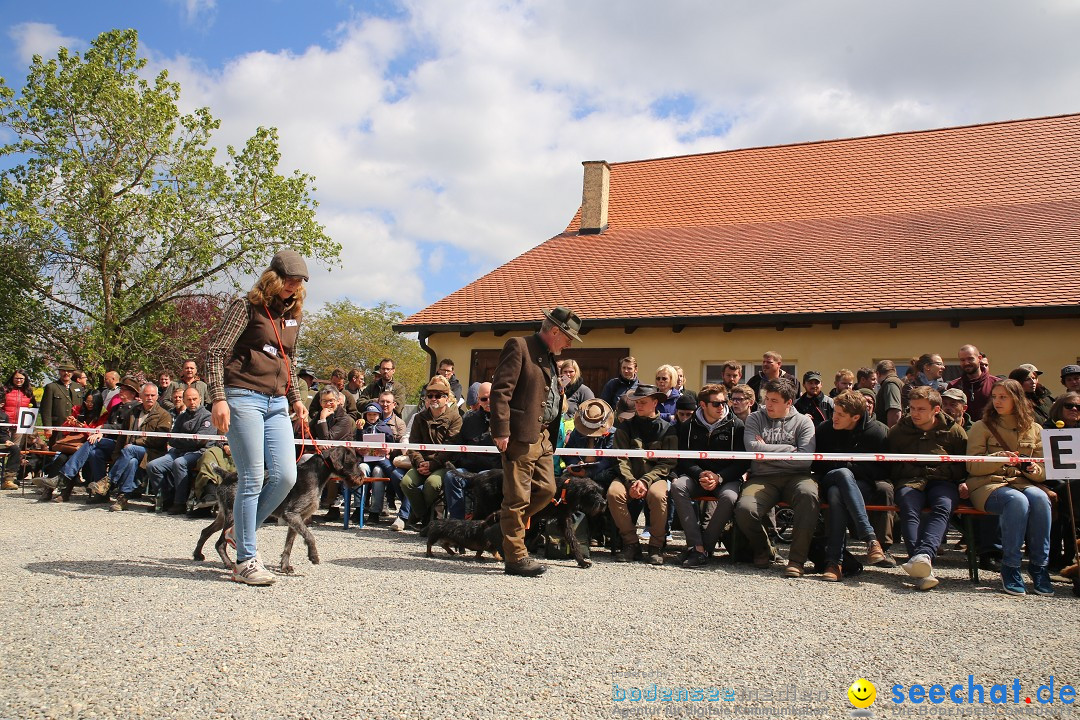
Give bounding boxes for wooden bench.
[691,496,992,583]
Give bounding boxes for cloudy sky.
[3,1,1080,316]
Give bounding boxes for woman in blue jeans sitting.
[965,379,1050,596]
[206,250,310,586]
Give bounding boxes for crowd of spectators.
[3,345,1079,596]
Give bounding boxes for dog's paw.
[280,564,295,575]
[309,552,320,565]
[578,559,593,569]
[193,552,205,562]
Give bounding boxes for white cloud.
[8,22,84,64]
[22,1,1080,312]
[171,0,217,27]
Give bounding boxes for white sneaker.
[915,575,939,591]
[390,517,405,532]
[232,556,276,585]
[902,553,933,578]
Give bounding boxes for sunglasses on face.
[1064,403,1080,411]
[478,396,490,402]
[426,392,447,400]
[706,400,727,408]
[730,396,748,403]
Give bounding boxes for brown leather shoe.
[865,539,887,566]
[783,562,804,578]
[504,557,546,577]
[822,564,843,582]
[753,553,774,569]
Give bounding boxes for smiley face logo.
[848,678,876,709]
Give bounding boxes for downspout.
[418,331,437,379]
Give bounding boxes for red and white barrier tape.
[2,423,1044,464]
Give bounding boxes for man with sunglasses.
[443,382,499,519]
[490,306,583,577]
[670,384,749,567]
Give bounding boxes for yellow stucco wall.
[425,318,1079,395]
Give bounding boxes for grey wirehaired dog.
[193,448,365,574]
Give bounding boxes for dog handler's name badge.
[17,407,39,433]
[285,319,298,327]
[262,344,279,357]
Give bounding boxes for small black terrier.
[425,512,503,561]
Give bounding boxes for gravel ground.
[1,489,1078,720]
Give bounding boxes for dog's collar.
[551,475,572,506]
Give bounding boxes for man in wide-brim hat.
[489,305,584,577]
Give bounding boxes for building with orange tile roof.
[397,114,1080,395]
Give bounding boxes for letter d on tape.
[16,407,39,434]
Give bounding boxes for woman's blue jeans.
[821,468,877,565]
[226,389,297,563]
[983,485,1052,568]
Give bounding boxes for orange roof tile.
[400,114,1080,331]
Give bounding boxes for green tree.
[295,300,428,402]
[0,29,340,375]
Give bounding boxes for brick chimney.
[579,160,610,234]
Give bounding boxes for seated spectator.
[558,360,594,417]
[672,366,696,404]
[564,398,617,487]
[875,359,904,428]
[654,364,681,423]
[191,442,236,509]
[813,390,892,581]
[719,360,742,394]
[941,388,973,430]
[98,382,173,511]
[856,366,877,391]
[399,376,462,530]
[856,388,877,418]
[38,377,140,499]
[735,378,818,577]
[156,371,172,397]
[728,383,755,422]
[794,370,833,424]
[888,386,967,591]
[674,393,696,424]
[465,381,481,412]
[146,387,216,514]
[310,387,354,521]
[1061,364,1080,395]
[0,391,18,490]
[355,401,401,524]
[608,385,677,564]
[966,379,1051,596]
[310,369,357,420]
[599,356,639,407]
[343,368,364,418]
[374,390,411,530]
[161,385,184,416]
[443,383,498,520]
[670,384,749,567]
[913,353,948,392]
[435,359,464,409]
[1047,391,1080,430]
[168,360,209,410]
[1008,365,1055,425]
[748,351,801,402]
[829,369,855,398]
[361,358,406,415]
[4,369,37,420]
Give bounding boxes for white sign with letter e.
[16,407,39,434]
[1041,427,1080,480]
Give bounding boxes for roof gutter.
[394,304,1080,336]
[417,331,438,379]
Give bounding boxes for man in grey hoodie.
[735,378,819,577]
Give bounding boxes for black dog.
[479,473,607,570]
[425,512,503,561]
[193,447,365,574]
[532,475,607,568]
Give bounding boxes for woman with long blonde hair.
[206,250,310,586]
